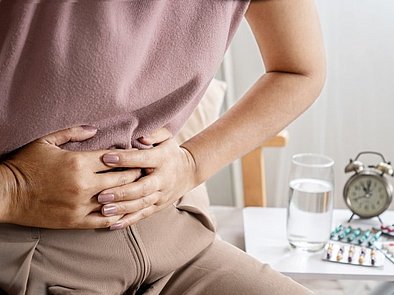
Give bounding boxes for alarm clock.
[343,151,393,223]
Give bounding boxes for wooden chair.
[241,130,289,207]
[211,130,289,249]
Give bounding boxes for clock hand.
[354,193,370,201]
[367,180,372,192]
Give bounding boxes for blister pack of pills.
[322,242,384,267]
[375,241,394,264]
[330,224,382,247]
[381,224,394,237]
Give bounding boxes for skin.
[0,126,169,228]
[0,0,326,230]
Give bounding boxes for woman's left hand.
[98,128,197,230]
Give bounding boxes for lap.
[0,223,139,295]
[148,238,312,295]
[0,203,310,295]
[0,204,216,295]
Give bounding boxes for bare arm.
[181,0,326,185]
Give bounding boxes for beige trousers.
[0,201,312,295]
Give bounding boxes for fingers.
[86,188,161,230]
[95,168,143,194]
[83,212,124,229]
[88,194,105,212]
[97,174,161,203]
[36,124,146,173]
[83,148,138,173]
[101,192,161,217]
[38,125,98,146]
[138,127,172,145]
[108,206,158,230]
[102,148,162,168]
[58,148,136,176]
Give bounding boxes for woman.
[0,0,325,294]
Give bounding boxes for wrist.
[0,163,15,223]
[180,143,205,187]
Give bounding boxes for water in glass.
[287,177,333,251]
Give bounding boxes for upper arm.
[245,0,326,80]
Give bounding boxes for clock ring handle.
[352,151,394,177]
[354,151,389,164]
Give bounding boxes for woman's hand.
[98,128,197,230]
[0,126,141,229]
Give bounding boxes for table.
[243,207,394,281]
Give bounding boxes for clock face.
[344,173,392,218]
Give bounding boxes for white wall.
[208,0,394,212]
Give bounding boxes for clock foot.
[377,215,383,224]
[347,213,355,223]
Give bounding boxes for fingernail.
[81,125,97,132]
[97,193,115,203]
[103,205,117,215]
[110,222,123,231]
[103,154,119,163]
[138,136,149,142]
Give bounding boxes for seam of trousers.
[124,225,150,291]
[131,225,151,284]
[25,228,41,295]
[121,227,142,292]
[30,227,40,240]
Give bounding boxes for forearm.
[181,71,325,185]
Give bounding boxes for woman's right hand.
[0,125,141,229]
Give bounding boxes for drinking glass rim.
[292,153,334,168]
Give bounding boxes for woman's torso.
[0,0,250,156]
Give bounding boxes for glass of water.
[287,153,334,252]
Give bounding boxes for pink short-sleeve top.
[0,0,250,157]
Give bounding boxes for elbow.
[304,57,327,105]
[295,68,326,114]
[285,62,327,115]
[309,66,326,103]
[266,56,327,107]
